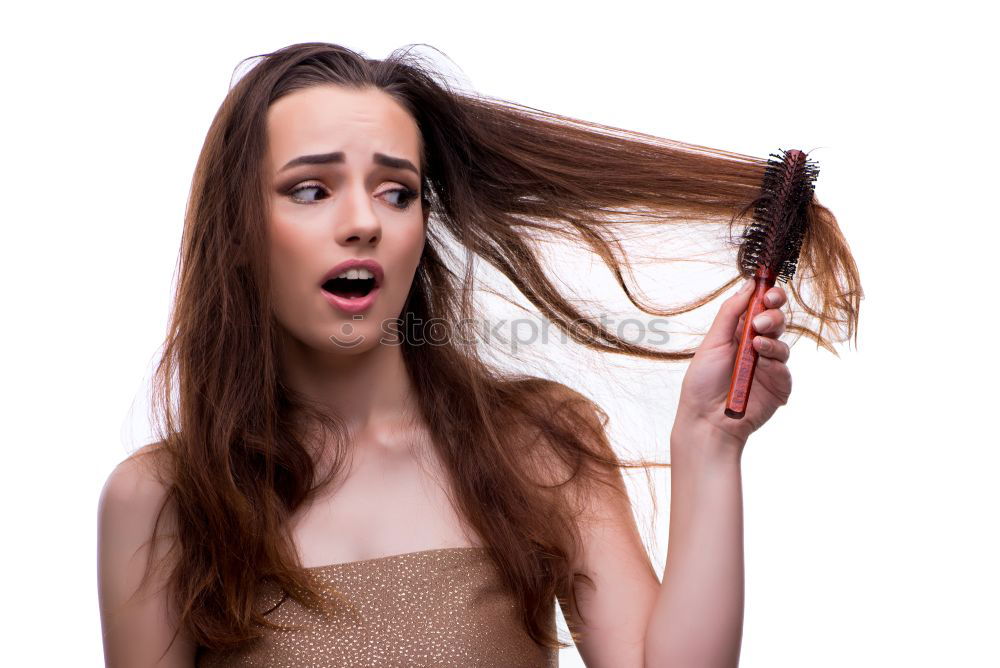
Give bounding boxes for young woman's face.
[265,84,426,355]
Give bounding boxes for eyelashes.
[286,182,419,211]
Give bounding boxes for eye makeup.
[284,181,420,210]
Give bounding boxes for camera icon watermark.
[328,315,368,349]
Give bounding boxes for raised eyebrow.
[278,151,419,176]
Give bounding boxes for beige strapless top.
[195,546,559,667]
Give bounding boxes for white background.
[1,2,996,666]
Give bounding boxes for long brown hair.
[129,42,862,658]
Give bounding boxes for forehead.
[265,84,421,169]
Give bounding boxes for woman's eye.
[286,183,419,209]
[382,187,419,210]
[288,184,328,203]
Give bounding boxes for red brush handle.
[725,266,777,419]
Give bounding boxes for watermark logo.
[328,315,368,349]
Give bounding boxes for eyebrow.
[278,151,419,175]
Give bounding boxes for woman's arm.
[539,281,790,667]
[644,280,791,667]
[643,418,746,667]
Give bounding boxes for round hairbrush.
[725,148,819,419]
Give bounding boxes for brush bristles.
[738,148,820,283]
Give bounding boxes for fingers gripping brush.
[724,148,819,419]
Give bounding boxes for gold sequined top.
[195,546,559,667]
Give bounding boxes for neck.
[277,330,420,438]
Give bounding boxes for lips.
[319,258,384,315]
[320,258,384,288]
[321,286,380,315]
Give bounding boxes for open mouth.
[321,275,377,299]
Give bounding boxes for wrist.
[670,411,746,462]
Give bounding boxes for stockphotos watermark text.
[327,313,671,352]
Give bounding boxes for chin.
[324,335,378,355]
[321,320,390,355]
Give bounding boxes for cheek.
[395,225,425,287]
[377,224,425,314]
[269,222,295,288]
[405,224,425,266]
[268,216,313,315]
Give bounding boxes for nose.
[335,182,382,247]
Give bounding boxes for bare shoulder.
[100,444,170,512]
[99,444,178,554]
[97,442,196,667]
[506,379,622,516]
[512,379,614,485]
[514,382,658,667]
[507,377,607,431]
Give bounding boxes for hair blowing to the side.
[125,42,863,658]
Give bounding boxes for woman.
[97,42,861,667]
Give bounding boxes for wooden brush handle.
[725,267,777,419]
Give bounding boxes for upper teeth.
[335,268,375,280]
